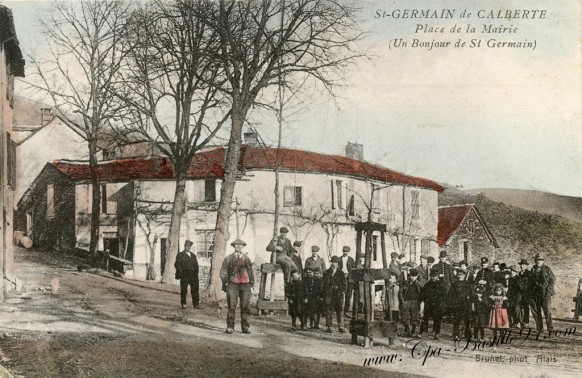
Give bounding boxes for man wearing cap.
[516,259,531,327]
[399,268,422,338]
[220,239,254,334]
[427,256,435,272]
[389,252,401,278]
[323,256,347,333]
[529,254,555,333]
[266,227,297,283]
[304,246,326,275]
[290,241,304,274]
[433,250,454,292]
[418,256,430,287]
[448,268,473,341]
[174,240,201,309]
[420,268,447,339]
[474,257,494,294]
[338,246,355,316]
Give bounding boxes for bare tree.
[201,0,365,299]
[116,0,230,282]
[27,0,130,258]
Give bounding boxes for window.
[411,190,420,219]
[103,149,116,160]
[195,230,215,258]
[47,184,55,218]
[204,179,216,202]
[467,219,475,233]
[347,195,355,216]
[372,235,378,262]
[101,185,108,214]
[7,133,16,190]
[284,186,302,207]
[331,179,345,209]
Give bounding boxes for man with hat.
[290,241,304,275]
[418,255,430,287]
[516,258,531,327]
[420,267,447,339]
[448,267,472,341]
[474,257,494,294]
[399,268,422,338]
[338,246,355,316]
[220,239,254,334]
[433,250,454,292]
[389,252,401,278]
[427,256,435,272]
[266,227,297,283]
[529,253,555,333]
[323,256,347,333]
[174,240,201,309]
[305,245,326,275]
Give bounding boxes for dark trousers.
[530,295,553,332]
[226,283,252,331]
[452,312,472,339]
[421,308,442,335]
[180,277,199,307]
[325,293,344,328]
[515,294,530,325]
[344,279,353,314]
[305,300,321,327]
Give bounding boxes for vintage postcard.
[0,0,581,377]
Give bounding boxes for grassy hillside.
[439,185,582,319]
[466,188,582,224]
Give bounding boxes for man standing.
[174,240,200,309]
[304,245,326,274]
[220,239,254,334]
[529,254,555,333]
[338,246,355,316]
[399,268,422,338]
[516,258,531,328]
[389,252,401,278]
[433,250,454,293]
[323,256,346,333]
[474,257,494,294]
[290,241,304,274]
[266,227,297,283]
[418,255,430,287]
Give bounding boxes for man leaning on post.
[220,239,254,334]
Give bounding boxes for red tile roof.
[437,204,473,247]
[51,146,443,191]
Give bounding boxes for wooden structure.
[349,222,397,347]
[572,278,582,322]
[257,263,288,316]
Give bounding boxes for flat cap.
[330,256,340,263]
[427,256,435,263]
[391,252,398,258]
[280,227,289,233]
[518,259,529,265]
[293,241,303,247]
[342,246,351,252]
[439,250,447,258]
[534,253,544,261]
[409,268,419,276]
[429,269,439,277]
[231,238,247,247]
[311,245,320,252]
[456,268,467,275]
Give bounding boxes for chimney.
[346,142,364,161]
[244,132,260,147]
[40,108,55,127]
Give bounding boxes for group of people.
[176,228,556,341]
[385,249,556,344]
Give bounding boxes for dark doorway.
[160,238,168,276]
[103,237,119,257]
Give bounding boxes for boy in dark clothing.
[420,268,447,340]
[472,286,489,341]
[448,268,473,341]
[286,270,307,331]
[303,268,323,329]
[323,256,347,333]
[399,268,422,338]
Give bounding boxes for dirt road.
[1,248,581,377]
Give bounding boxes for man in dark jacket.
[338,246,355,316]
[418,255,430,287]
[433,250,454,293]
[529,254,555,333]
[448,268,473,341]
[474,257,494,294]
[303,268,323,329]
[174,240,200,309]
[420,268,447,339]
[399,268,423,337]
[323,256,347,333]
[516,259,531,327]
[220,239,254,334]
[266,227,297,283]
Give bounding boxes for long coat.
[529,264,555,298]
[420,279,447,313]
[322,268,346,299]
[448,279,473,315]
[433,261,454,289]
[286,279,307,317]
[174,251,199,281]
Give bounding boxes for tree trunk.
[88,141,101,260]
[161,175,187,283]
[205,104,246,300]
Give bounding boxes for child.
[382,273,400,347]
[472,287,489,342]
[286,270,307,331]
[489,283,510,340]
[303,268,323,329]
[448,268,473,341]
[399,268,422,338]
[420,268,447,340]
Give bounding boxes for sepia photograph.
[0,0,581,377]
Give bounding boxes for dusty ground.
[0,248,581,377]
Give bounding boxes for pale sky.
[6,0,582,197]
